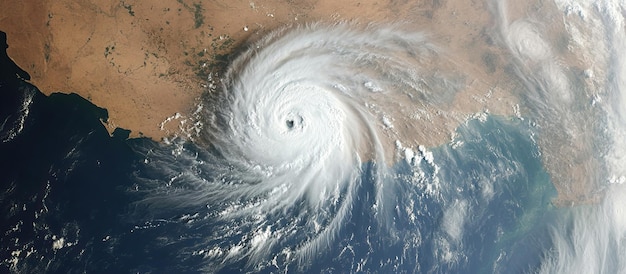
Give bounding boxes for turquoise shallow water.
[383,115,558,273]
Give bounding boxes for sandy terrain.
[1,0,516,139]
[0,0,600,205]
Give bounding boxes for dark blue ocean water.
[1,64,557,273]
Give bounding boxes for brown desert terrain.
[0,0,601,205]
[1,0,516,139]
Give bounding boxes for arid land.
[1,0,518,139]
[1,0,599,205]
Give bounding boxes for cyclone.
[207,23,456,224]
[203,23,402,263]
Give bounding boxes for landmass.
[1,0,516,139]
[0,0,602,205]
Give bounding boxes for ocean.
[1,76,558,272]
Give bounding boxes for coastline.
[1,0,515,141]
[0,0,603,206]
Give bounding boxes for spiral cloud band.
[204,23,451,262]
